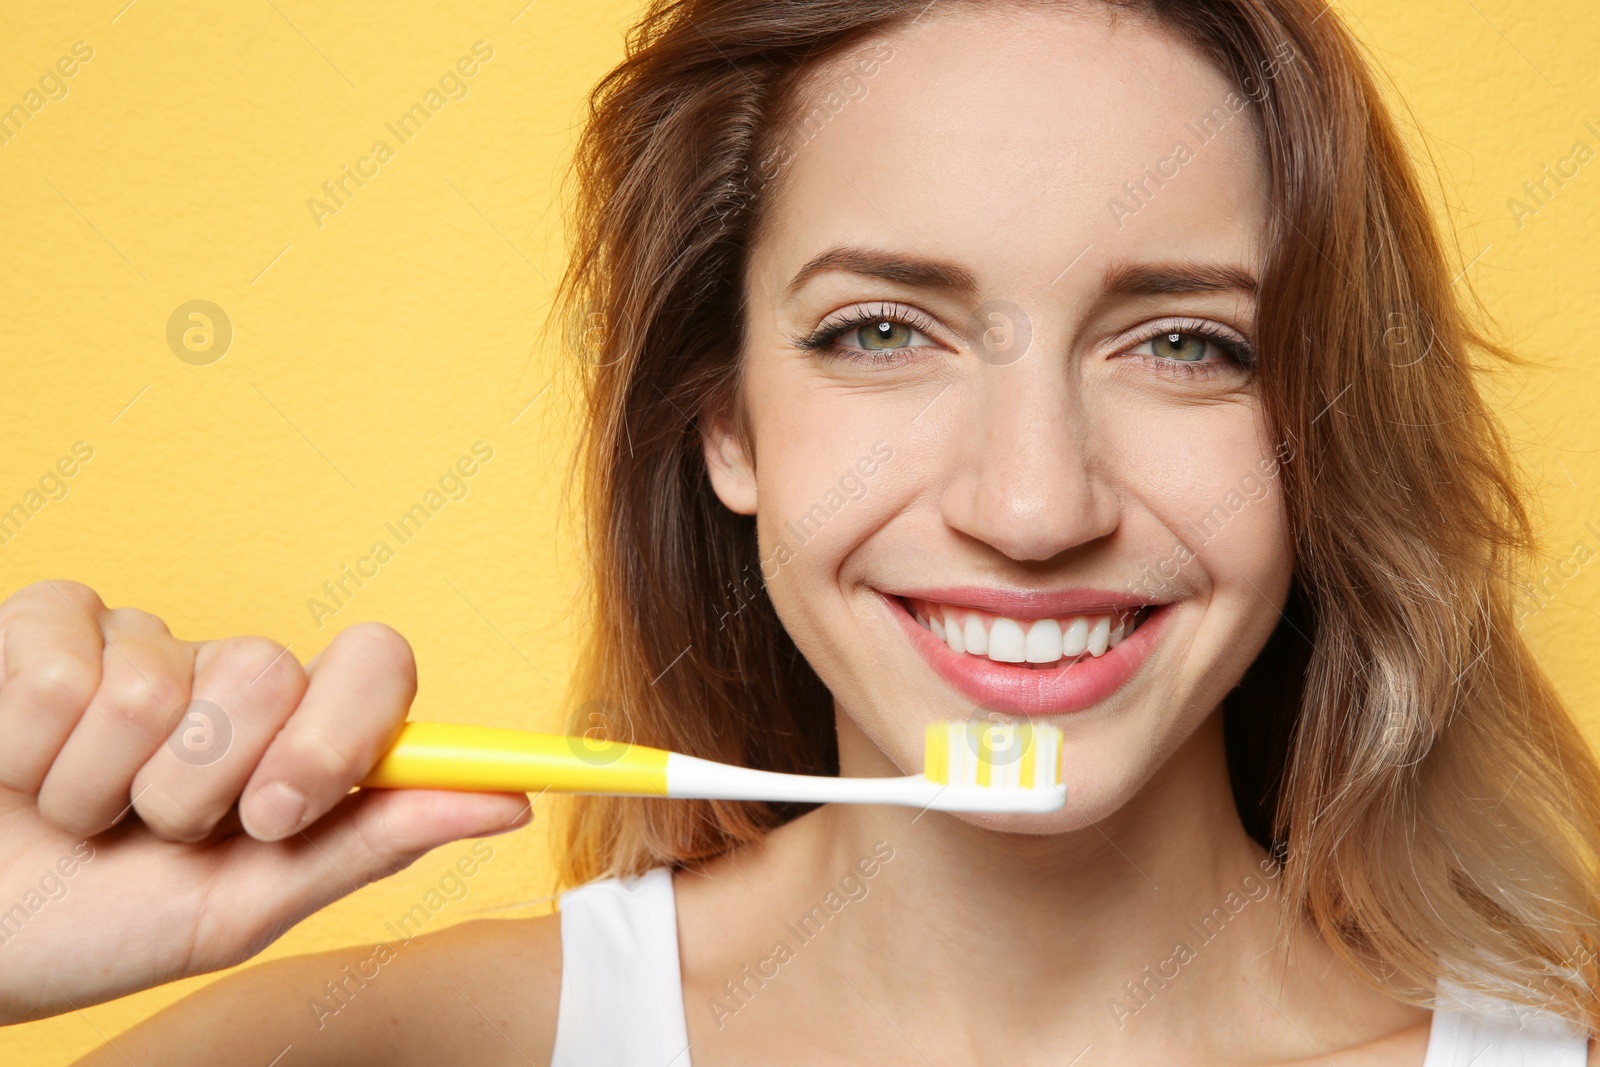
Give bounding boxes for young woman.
[1,0,1595,1063]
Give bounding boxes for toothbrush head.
[920,720,1066,811]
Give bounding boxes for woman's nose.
[937,358,1121,563]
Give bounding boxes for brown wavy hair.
[547,0,1600,1031]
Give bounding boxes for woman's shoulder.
[1272,1021,1597,1067]
[74,911,567,1067]
[1270,1001,1599,1067]
[376,910,567,1062]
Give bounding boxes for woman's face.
[705,4,1294,832]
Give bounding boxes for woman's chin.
[920,779,1141,838]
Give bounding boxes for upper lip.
[882,585,1166,619]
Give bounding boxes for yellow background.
[0,0,1596,1060]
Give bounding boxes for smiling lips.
[882,588,1169,717]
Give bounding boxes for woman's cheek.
[1095,387,1284,560]
[751,406,901,614]
[1132,422,1294,706]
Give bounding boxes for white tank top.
[549,867,1592,1067]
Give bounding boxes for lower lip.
[879,593,1172,717]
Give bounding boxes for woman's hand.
[0,580,532,1025]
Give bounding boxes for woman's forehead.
[753,5,1270,297]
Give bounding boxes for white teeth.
[987,617,1026,662]
[910,598,1145,667]
[1086,615,1111,657]
[1061,617,1088,657]
[1024,618,1061,663]
[942,608,964,653]
[962,613,988,655]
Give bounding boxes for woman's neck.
[818,710,1278,1030]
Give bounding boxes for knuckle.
[0,579,101,630]
[20,579,103,615]
[353,800,417,879]
[102,606,171,636]
[284,724,364,783]
[208,635,301,692]
[18,657,98,716]
[34,792,111,838]
[100,674,188,734]
[133,786,216,843]
[338,622,417,688]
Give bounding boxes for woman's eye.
[1149,330,1210,361]
[793,302,944,361]
[844,319,929,351]
[1126,325,1253,371]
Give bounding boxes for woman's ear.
[701,408,758,515]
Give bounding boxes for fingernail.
[247,782,308,841]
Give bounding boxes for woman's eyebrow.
[1100,260,1260,297]
[784,246,980,298]
[782,247,1259,301]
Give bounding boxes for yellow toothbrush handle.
[359,721,671,795]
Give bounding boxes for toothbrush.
[359,720,1066,813]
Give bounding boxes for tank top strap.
[1425,975,1591,1067]
[550,866,694,1067]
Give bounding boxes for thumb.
[207,788,531,961]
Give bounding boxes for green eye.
[1151,331,1209,361]
[853,320,916,350]
[794,302,942,362]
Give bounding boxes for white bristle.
[925,720,1062,790]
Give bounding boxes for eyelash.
[792,301,941,364]
[1126,317,1257,378]
[793,305,1256,378]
